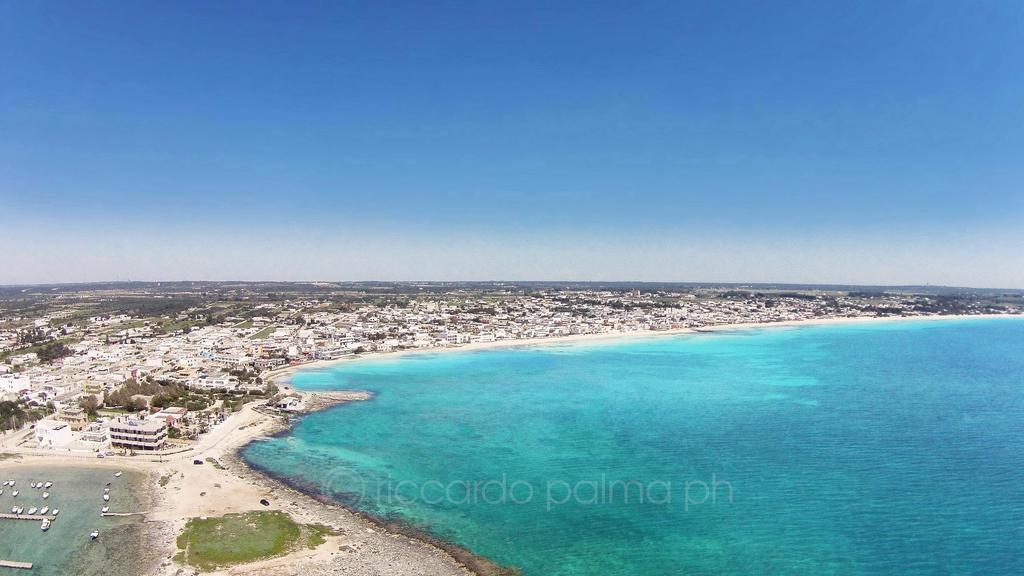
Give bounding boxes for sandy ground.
[1,312,1018,575]
[0,391,477,576]
[265,312,1022,387]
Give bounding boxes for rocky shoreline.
[133,387,513,576]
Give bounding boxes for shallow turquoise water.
[244,318,1024,575]
[0,466,144,576]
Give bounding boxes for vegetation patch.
[249,325,276,339]
[0,400,50,432]
[176,511,306,570]
[304,523,338,548]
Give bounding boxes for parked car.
[193,459,204,465]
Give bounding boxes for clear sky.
[2,1,1022,287]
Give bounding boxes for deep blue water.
[243,318,1024,575]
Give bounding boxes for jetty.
[0,560,33,569]
[0,513,56,521]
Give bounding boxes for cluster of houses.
[2,288,1017,454]
[31,406,186,452]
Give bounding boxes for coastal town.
[0,282,1021,575]
[1,282,1021,451]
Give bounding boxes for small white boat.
[103,488,110,494]
[1,489,4,495]
[11,490,18,497]
[42,492,49,499]
[102,494,110,502]
[30,482,36,489]
[1,480,7,487]
[90,530,99,540]
[40,518,50,531]
[52,508,59,516]
[39,506,48,515]
[44,482,52,489]
[10,506,17,514]
[15,507,23,515]
[114,471,122,478]
[8,480,14,486]
[27,507,37,515]
[101,505,109,513]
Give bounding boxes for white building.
[34,420,73,449]
[108,418,167,451]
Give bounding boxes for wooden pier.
[0,512,56,521]
[0,559,33,569]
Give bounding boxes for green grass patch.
[156,319,205,334]
[304,523,337,549]
[249,326,276,339]
[205,457,227,470]
[176,511,304,570]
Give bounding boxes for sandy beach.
[265,313,1022,389]
[1,312,1019,576]
[0,390,489,576]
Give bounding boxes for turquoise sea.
[243,318,1024,575]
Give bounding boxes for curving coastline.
[240,312,1023,575]
[263,312,1023,387]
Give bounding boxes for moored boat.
[39,506,48,515]
[27,507,37,515]
[52,508,59,516]
[40,518,51,531]
[44,482,52,489]
[90,530,99,540]
[101,505,109,513]
[102,494,110,502]
[42,492,49,499]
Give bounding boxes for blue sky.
[2,1,1022,286]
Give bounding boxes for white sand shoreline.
[266,312,1022,388]
[3,311,1019,575]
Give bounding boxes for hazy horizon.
[3,2,1022,287]
[2,276,1022,292]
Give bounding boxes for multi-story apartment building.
[108,418,167,451]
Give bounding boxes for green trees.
[37,342,73,363]
[79,394,100,416]
[0,400,43,431]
